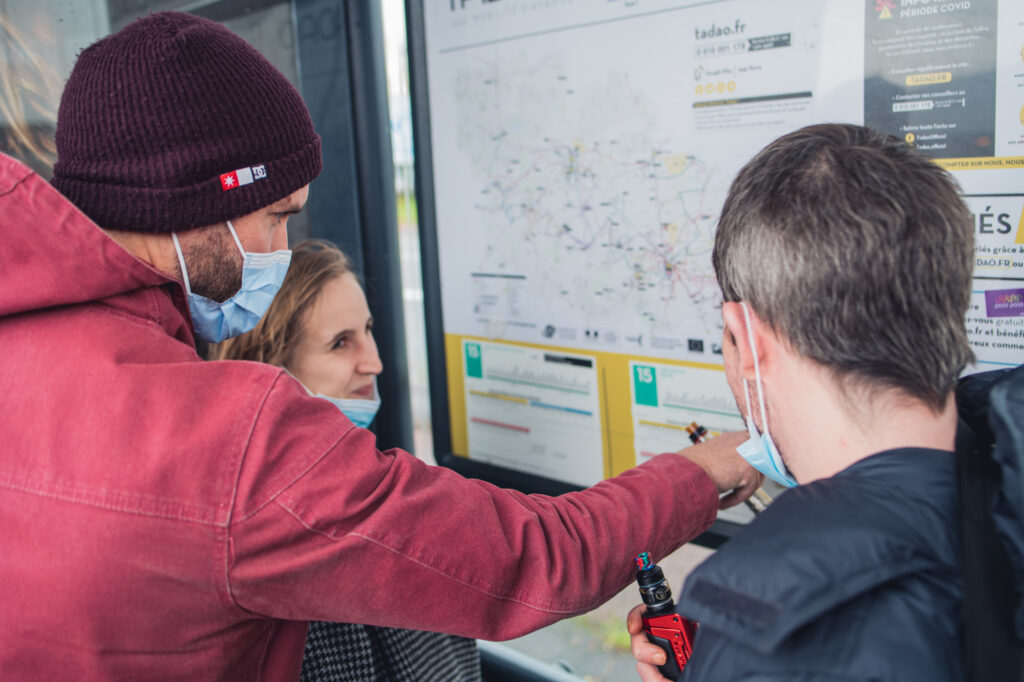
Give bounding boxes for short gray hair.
[713,124,973,409]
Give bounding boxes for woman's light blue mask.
[172,221,291,343]
[315,387,381,429]
[301,378,381,429]
[735,302,798,488]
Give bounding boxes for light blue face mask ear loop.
[225,220,246,259]
[281,367,314,396]
[171,232,194,297]
[741,301,771,438]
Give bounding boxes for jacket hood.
[956,364,1024,639]
[987,365,1024,638]
[1,153,175,319]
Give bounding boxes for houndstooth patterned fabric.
[300,621,482,682]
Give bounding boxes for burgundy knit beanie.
[51,12,321,233]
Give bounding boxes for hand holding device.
[634,552,697,680]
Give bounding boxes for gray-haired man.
[630,123,975,681]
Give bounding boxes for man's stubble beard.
[182,224,243,303]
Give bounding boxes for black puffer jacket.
[674,367,1024,681]
[678,448,963,681]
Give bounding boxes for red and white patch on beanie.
[220,164,267,191]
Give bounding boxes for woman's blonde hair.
[210,239,353,366]
[0,11,62,176]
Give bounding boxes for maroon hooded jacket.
[0,153,718,680]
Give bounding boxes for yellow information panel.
[446,334,743,486]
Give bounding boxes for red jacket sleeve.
[226,373,718,640]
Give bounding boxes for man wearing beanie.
[0,12,757,681]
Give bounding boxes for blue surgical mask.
[735,302,798,487]
[306,379,381,429]
[172,221,291,343]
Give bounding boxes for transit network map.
[454,53,723,350]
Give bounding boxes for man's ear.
[722,301,774,382]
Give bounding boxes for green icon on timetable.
[465,342,483,378]
[633,365,658,406]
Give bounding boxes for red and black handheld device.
[635,552,697,680]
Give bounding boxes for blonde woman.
[212,239,481,682]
